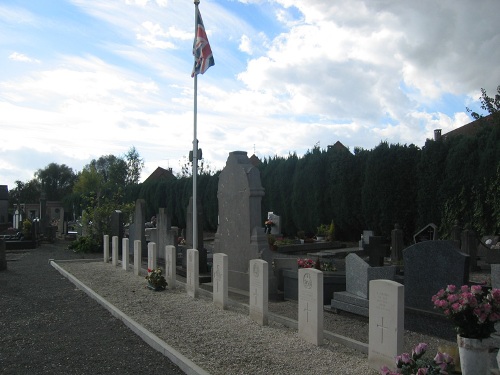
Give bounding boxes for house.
[435,113,499,141]
[143,167,175,184]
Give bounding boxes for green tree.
[35,163,76,200]
[124,146,144,186]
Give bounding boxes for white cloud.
[8,52,41,63]
[239,34,252,54]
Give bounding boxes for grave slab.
[103,234,110,263]
[186,249,199,298]
[164,245,176,287]
[122,238,129,270]
[249,259,268,325]
[368,279,404,372]
[112,236,119,266]
[148,242,157,271]
[213,253,228,310]
[134,240,141,276]
[298,268,323,346]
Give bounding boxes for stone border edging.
[50,260,210,375]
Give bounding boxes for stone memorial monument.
[213,151,268,291]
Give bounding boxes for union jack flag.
[191,7,214,77]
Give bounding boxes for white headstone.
[133,240,141,276]
[213,253,228,309]
[103,235,109,263]
[368,279,404,371]
[186,248,199,298]
[122,238,129,270]
[249,259,268,325]
[112,236,119,266]
[164,245,176,287]
[148,242,157,270]
[298,268,323,345]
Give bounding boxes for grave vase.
[457,335,491,375]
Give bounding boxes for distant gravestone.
[186,197,203,250]
[368,279,404,371]
[213,253,228,310]
[403,240,469,312]
[122,238,129,270]
[129,199,147,256]
[164,245,176,287]
[133,240,141,276]
[331,253,396,317]
[112,236,119,266]
[147,242,157,270]
[267,212,281,235]
[366,236,388,267]
[110,210,123,255]
[461,229,478,270]
[249,259,268,325]
[413,223,438,243]
[0,239,7,271]
[213,151,268,291]
[390,224,404,262]
[103,234,110,263]
[156,208,171,260]
[451,220,462,248]
[298,268,323,345]
[186,249,199,298]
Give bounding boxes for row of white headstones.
[103,234,404,372]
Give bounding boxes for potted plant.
[316,224,329,241]
[145,268,167,291]
[380,343,454,375]
[432,284,500,374]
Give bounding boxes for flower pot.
[147,283,164,291]
[457,335,491,375]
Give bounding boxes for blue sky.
[1,0,499,189]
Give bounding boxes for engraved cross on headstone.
[165,256,171,277]
[253,288,258,305]
[214,265,221,293]
[304,302,311,323]
[377,317,388,343]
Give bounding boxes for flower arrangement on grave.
[297,258,316,268]
[380,343,454,375]
[145,268,167,290]
[431,284,500,339]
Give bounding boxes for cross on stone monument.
[214,265,221,293]
[377,317,388,343]
[165,257,171,277]
[304,302,311,323]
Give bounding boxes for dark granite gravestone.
[461,229,478,271]
[365,236,388,267]
[110,210,123,255]
[391,224,404,262]
[403,240,469,312]
[0,239,7,271]
[128,199,147,256]
[213,151,268,291]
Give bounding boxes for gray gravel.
[1,241,459,375]
[0,243,184,375]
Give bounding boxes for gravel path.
[1,241,459,375]
[0,243,183,375]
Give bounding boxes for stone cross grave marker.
[122,238,129,270]
[186,249,199,298]
[249,259,268,326]
[298,268,323,345]
[213,253,228,310]
[164,245,176,287]
[112,236,119,266]
[103,234,110,263]
[368,279,404,371]
[134,240,141,276]
[148,242,157,270]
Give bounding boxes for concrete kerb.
[50,260,210,375]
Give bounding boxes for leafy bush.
[68,236,101,253]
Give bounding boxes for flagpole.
[192,0,200,251]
